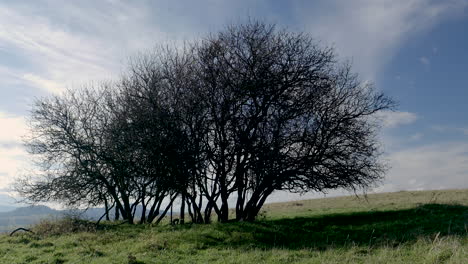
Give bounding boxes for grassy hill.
[0,189,467,263]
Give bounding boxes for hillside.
[0,205,58,233]
[0,206,110,233]
[0,205,166,233]
[0,189,467,263]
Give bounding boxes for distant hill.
[0,193,20,213]
[0,205,16,213]
[0,205,58,233]
[0,204,160,233]
[1,205,57,217]
[0,205,105,233]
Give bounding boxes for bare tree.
[16,87,119,212]
[16,84,181,224]
[192,21,394,221]
[121,47,211,223]
[16,20,394,223]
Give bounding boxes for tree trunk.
[186,197,194,222]
[170,202,173,224]
[122,196,134,224]
[104,198,110,221]
[140,199,147,224]
[147,199,163,223]
[155,194,178,224]
[115,203,120,220]
[180,193,185,224]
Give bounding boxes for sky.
[0,0,467,207]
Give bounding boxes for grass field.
[0,189,467,263]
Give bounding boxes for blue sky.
[0,0,467,206]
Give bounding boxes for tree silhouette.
[16,21,394,223]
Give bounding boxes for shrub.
[32,217,96,236]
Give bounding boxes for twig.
[9,227,35,236]
[96,202,116,227]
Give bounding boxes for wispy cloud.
[382,142,468,192]
[432,125,468,136]
[0,112,27,144]
[377,111,419,128]
[0,145,28,190]
[272,141,468,199]
[419,56,430,65]
[409,133,423,141]
[0,1,170,94]
[463,128,468,135]
[0,112,29,188]
[292,0,467,80]
[0,0,464,96]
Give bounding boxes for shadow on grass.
[192,203,468,250]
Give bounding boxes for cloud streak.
[419,56,430,65]
[381,142,468,192]
[0,112,27,144]
[0,0,465,95]
[0,112,29,189]
[378,111,419,128]
[0,1,167,94]
[432,125,468,136]
[292,0,467,80]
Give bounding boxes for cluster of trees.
[16,22,393,224]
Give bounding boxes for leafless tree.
[16,20,394,223]
[192,21,394,221]
[16,84,180,224]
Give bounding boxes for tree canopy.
[16,21,394,223]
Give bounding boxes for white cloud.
[292,0,467,80]
[432,125,468,136]
[0,146,28,188]
[377,111,419,128]
[409,133,423,141]
[0,0,465,94]
[419,56,430,65]
[381,142,468,192]
[0,112,28,144]
[270,141,468,200]
[0,2,170,94]
[0,7,108,93]
[0,112,29,189]
[22,74,63,95]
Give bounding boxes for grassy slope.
[0,189,467,264]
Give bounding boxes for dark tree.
[121,48,212,223]
[16,85,181,224]
[16,21,394,223]
[192,22,394,221]
[16,87,119,212]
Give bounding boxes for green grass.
[1,189,467,263]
